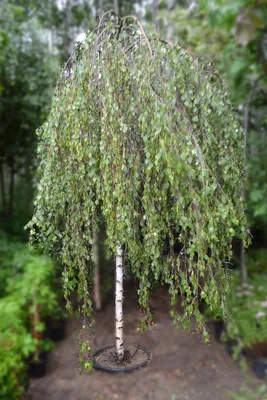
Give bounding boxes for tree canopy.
[158,0,267,233]
[28,14,248,337]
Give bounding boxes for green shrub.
[0,234,62,399]
[0,234,62,321]
[0,233,26,298]
[7,248,61,319]
[226,273,267,348]
[0,296,34,400]
[246,249,267,275]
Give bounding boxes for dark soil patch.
[94,345,150,371]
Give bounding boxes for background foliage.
[157,0,267,239]
[1,0,267,398]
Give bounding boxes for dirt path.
[28,287,259,400]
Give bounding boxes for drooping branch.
[92,229,102,311]
[121,15,153,56]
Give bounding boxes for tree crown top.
[28,13,248,338]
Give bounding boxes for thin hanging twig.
[121,15,153,57]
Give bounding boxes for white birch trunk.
[114,0,119,16]
[93,230,102,311]
[115,244,124,361]
[153,0,159,31]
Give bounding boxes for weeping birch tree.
[27,13,249,368]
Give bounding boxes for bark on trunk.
[114,0,119,16]
[115,244,124,361]
[0,162,6,212]
[93,230,102,311]
[8,164,15,218]
[64,0,73,60]
[153,0,159,31]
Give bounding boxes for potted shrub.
[9,249,61,377]
[202,301,226,343]
[226,273,267,377]
[2,240,63,379]
[0,296,35,399]
[0,235,65,397]
[27,13,248,372]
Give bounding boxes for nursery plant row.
[0,234,66,400]
[210,260,267,381]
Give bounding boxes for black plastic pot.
[49,320,66,342]
[23,376,30,398]
[28,353,47,379]
[226,339,239,358]
[213,320,225,342]
[93,344,151,373]
[198,301,207,315]
[253,359,267,379]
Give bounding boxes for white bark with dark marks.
[115,244,124,361]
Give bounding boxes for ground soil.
[94,345,149,370]
[28,287,260,400]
